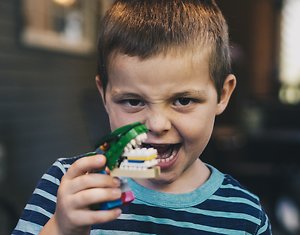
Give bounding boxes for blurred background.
[0,0,300,234]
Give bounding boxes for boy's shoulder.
[213,167,262,209]
[54,152,96,172]
[57,154,85,166]
[220,172,262,209]
[38,154,91,182]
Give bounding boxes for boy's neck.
[134,159,211,194]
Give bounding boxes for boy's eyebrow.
[111,91,143,100]
[170,90,208,98]
[111,89,208,101]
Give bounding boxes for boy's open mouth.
[142,143,181,168]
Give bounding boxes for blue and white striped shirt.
[13,155,272,234]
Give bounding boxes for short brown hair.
[97,0,231,100]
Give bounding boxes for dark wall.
[0,0,109,228]
[0,0,297,234]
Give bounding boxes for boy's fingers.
[69,208,122,226]
[72,188,122,209]
[65,155,106,179]
[67,173,121,194]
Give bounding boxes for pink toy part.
[121,191,135,204]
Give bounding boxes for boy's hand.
[41,155,122,235]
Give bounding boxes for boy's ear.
[95,75,106,104]
[216,74,236,115]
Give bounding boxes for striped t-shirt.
[13,155,272,234]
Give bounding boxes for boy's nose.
[145,111,171,136]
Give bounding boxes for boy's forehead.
[105,48,213,94]
[108,46,212,70]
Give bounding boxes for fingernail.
[115,208,122,216]
[113,178,121,187]
[97,155,106,163]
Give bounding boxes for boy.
[13,0,272,234]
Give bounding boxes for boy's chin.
[135,171,180,189]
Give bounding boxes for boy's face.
[97,50,235,189]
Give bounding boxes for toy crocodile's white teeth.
[121,133,158,171]
[136,137,142,145]
[126,144,133,150]
[125,133,148,151]
[119,159,158,170]
[136,133,147,143]
[130,139,137,147]
[125,143,132,151]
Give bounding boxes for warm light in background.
[53,0,76,7]
[279,0,300,104]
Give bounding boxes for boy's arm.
[12,157,67,235]
[12,155,122,235]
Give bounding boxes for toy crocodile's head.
[97,122,160,178]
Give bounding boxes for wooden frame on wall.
[20,0,113,55]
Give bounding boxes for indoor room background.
[0,0,300,234]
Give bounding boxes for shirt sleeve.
[11,158,68,235]
[257,207,272,235]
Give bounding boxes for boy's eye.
[174,97,194,106]
[123,99,145,107]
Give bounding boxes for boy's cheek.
[109,112,141,130]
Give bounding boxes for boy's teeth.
[159,154,175,163]
[157,146,178,162]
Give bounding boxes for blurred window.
[21,0,98,54]
[279,0,300,104]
